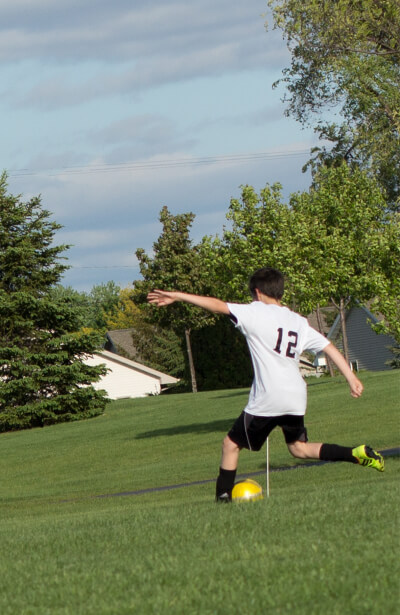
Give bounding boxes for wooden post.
[339,297,350,363]
[316,304,335,377]
[185,328,198,393]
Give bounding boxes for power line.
[69,265,137,269]
[8,148,311,179]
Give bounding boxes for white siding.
[84,355,161,399]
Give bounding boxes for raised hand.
[147,289,177,307]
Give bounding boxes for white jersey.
[227,301,329,417]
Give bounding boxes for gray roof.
[105,329,139,360]
[327,304,396,371]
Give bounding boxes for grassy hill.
[0,371,398,614]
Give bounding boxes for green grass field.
[0,371,399,614]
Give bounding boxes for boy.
[147,267,384,502]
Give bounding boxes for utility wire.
[8,148,310,178]
[70,265,137,269]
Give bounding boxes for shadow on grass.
[212,390,249,399]
[305,378,340,387]
[135,418,235,439]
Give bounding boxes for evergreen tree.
[0,174,108,431]
[135,206,214,392]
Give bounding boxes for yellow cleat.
[352,445,384,472]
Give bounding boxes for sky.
[1,0,321,292]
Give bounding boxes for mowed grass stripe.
[0,370,398,504]
[86,446,399,500]
[0,370,398,614]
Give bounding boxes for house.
[325,304,396,371]
[83,350,179,400]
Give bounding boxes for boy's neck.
[254,289,282,306]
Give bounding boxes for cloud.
[0,1,315,293]
[0,1,274,62]
[1,0,287,109]
[7,139,315,292]
[191,104,288,134]
[88,114,197,160]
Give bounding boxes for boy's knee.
[222,435,240,455]
[287,440,307,459]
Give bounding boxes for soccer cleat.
[352,445,385,472]
[216,492,231,503]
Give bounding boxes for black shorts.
[228,411,308,452]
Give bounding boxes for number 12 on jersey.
[274,328,298,358]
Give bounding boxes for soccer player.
[147,267,384,502]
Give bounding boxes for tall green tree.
[368,210,400,342]
[50,281,122,331]
[289,163,397,357]
[135,206,214,392]
[86,281,121,329]
[201,184,292,302]
[0,174,108,431]
[48,284,91,328]
[203,165,399,358]
[267,0,400,207]
[201,183,315,312]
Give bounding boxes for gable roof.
[327,303,390,340]
[95,350,179,385]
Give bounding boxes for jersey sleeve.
[303,325,330,354]
[226,303,252,334]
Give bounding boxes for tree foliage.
[0,175,108,431]
[103,287,140,330]
[50,281,121,331]
[135,207,212,327]
[135,206,216,391]
[203,164,399,347]
[201,183,313,312]
[267,0,400,206]
[86,281,121,329]
[104,286,185,379]
[203,184,291,302]
[290,163,399,352]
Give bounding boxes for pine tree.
[0,174,108,431]
[135,206,214,392]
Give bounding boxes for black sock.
[216,467,237,499]
[320,443,357,463]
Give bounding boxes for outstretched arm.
[147,290,230,315]
[323,343,364,398]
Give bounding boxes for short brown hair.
[249,267,284,300]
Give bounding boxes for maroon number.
[286,331,298,358]
[274,327,283,354]
[274,329,298,357]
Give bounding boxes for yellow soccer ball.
[232,479,263,502]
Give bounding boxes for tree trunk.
[339,297,350,364]
[185,328,198,393]
[316,304,335,377]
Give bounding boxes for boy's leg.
[215,435,241,502]
[281,416,384,471]
[287,440,348,460]
[287,440,384,471]
[216,412,278,501]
